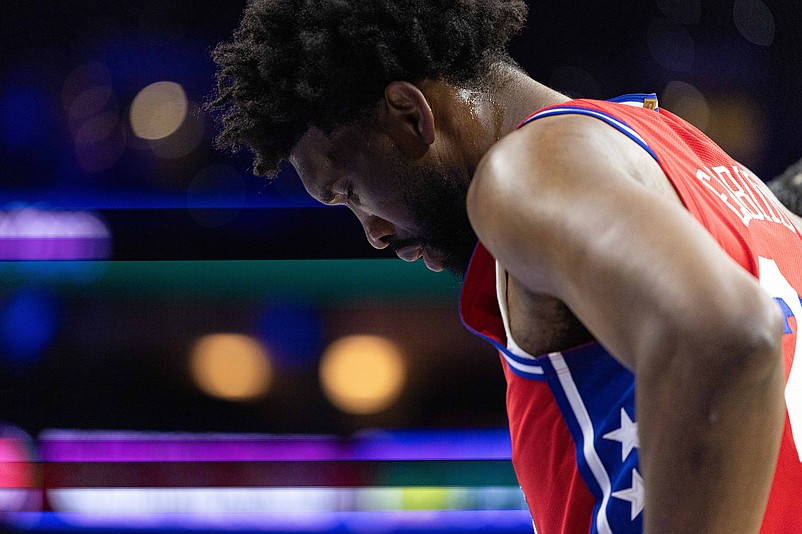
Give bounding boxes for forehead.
[288,128,337,199]
[289,127,332,169]
[291,125,371,161]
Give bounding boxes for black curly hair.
[209,0,528,176]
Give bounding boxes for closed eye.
[316,187,337,205]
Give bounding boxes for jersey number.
[758,256,802,461]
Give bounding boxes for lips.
[394,244,423,262]
[422,248,444,272]
[394,243,444,272]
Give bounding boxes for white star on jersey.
[612,469,644,520]
[603,407,639,461]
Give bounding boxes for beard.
[392,162,478,278]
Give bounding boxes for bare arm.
[467,115,785,532]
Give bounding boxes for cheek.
[357,138,427,224]
[356,159,401,207]
[367,192,412,228]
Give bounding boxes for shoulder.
[469,112,673,215]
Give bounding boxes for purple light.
[0,208,111,260]
[40,432,344,462]
[5,509,533,533]
[39,429,511,463]
[30,430,523,532]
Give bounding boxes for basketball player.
[209,1,802,531]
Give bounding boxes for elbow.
[712,290,784,380]
[635,297,785,457]
[636,288,786,464]
[638,286,785,393]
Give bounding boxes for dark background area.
[1,0,801,439]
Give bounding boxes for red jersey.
[459,94,802,533]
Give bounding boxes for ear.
[379,81,436,157]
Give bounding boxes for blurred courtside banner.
[1,427,532,534]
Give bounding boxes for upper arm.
[467,114,782,371]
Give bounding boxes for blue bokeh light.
[0,288,61,366]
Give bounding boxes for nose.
[359,214,395,250]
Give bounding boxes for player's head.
[210,0,528,275]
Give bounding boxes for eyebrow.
[290,156,335,205]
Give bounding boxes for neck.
[449,63,568,174]
[486,62,570,138]
[418,65,569,177]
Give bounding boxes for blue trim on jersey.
[500,349,546,380]
[520,107,660,164]
[543,348,642,533]
[775,297,795,334]
[458,244,548,381]
[606,93,658,108]
[458,316,548,381]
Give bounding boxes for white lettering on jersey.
[695,165,797,233]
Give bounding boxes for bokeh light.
[190,334,273,401]
[129,81,188,140]
[706,93,768,166]
[661,81,710,131]
[319,335,406,415]
[67,85,114,123]
[63,62,125,173]
[187,164,247,228]
[63,63,114,122]
[73,113,126,173]
[733,0,775,47]
[62,63,112,111]
[0,425,40,513]
[0,288,61,366]
[74,112,119,147]
[647,18,695,72]
[0,208,112,260]
[148,101,205,159]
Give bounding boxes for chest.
[505,274,593,356]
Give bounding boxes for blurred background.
[1,0,801,532]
